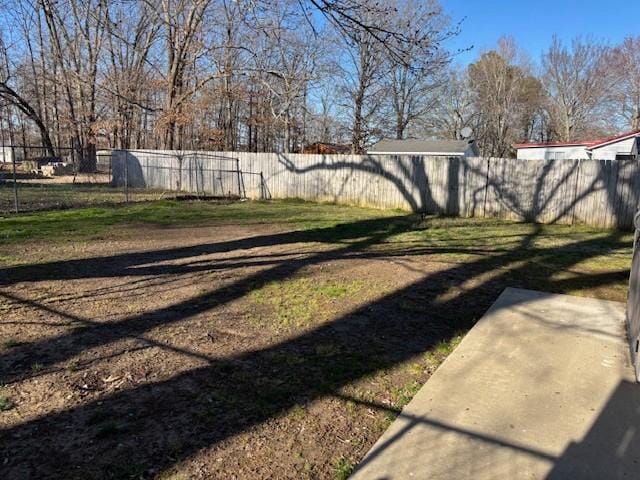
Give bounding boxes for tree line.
[439,36,640,157]
[0,0,638,170]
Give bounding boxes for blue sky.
[442,0,639,67]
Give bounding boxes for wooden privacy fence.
[112,150,640,229]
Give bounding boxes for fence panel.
[1,145,119,214]
[111,150,251,200]
[111,150,640,230]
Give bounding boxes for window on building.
[547,151,566,160]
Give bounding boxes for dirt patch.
[0,223,458,479]
[0,213,631,479]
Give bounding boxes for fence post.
[11,145,18,213]
[123,151,129,203]
[194,156,199,198]
[236,158,241,198]
[260,171,265,200]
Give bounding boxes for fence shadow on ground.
[276,154,639,230]
[0,214,632,478]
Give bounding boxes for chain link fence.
[111,150,268,204]
[0,145,118,214]
[0,146,264,215]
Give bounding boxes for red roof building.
[514,129,640,161]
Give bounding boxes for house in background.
[514,129,640,161]
[367,138,479,158]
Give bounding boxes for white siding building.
[589,134,639,160]
[514,129,640,161]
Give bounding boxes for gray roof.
[368,138,477,155]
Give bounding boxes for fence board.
[111,150,640,229]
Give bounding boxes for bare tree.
[38,0,110,170]
[0,5,56,155]
[102,1,160,149]
[153,0,212,149]
[210,0,247,150]
[252,0,322,152]
[0,0,461,154]
[384,0,453,139]
[608,36,640,130]
[332,5,388,154]
[542,36,612,141]
[468,38,532,157]
[0,39,55,155]
[422,68,476,140]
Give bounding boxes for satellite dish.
[460,127,473,139]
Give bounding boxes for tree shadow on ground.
[0,214,631,479]
[275,154,639,229]
[336,377,640,480]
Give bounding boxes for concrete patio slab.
[351,288,640,480]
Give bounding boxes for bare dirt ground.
[0,205,632,480]
[0,224,459,479]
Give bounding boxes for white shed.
[588,130,640,160]
[514,129,640,161]
[513,142,591,160]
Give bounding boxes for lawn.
[0,180,167,215]
[0,199,633,479]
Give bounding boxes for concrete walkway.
[351,288,640,480]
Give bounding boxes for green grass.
[390,380,422,409]
[0,198,632,303]
[1,196,632,266]
[2,338,19,348]
[0,395,14,412]
[250,277,366,330]
[0,181,161,214]
[333,457,355,480]
[425,336,464,368]
[31,363,44,374]
[0,198,400,244]
[66,360,80,372]
[0,197,632,313]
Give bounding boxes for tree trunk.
[351,88,365,154]
[0,83,55,156]
[395,114,405,139]
[81,142,97,172]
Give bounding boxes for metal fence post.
[11,145,18,213]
